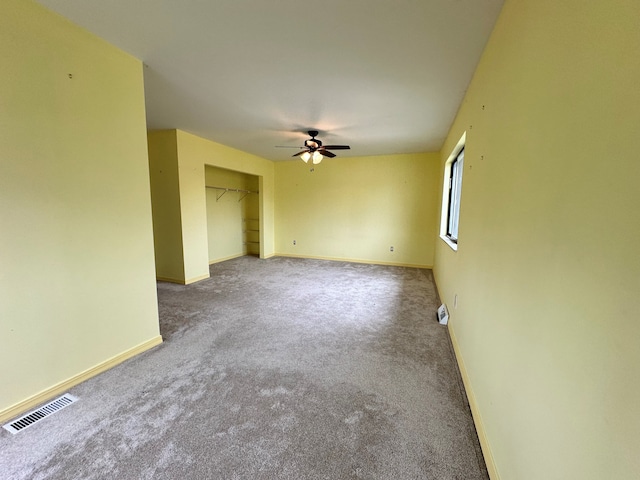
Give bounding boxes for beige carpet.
[0,256,488,479]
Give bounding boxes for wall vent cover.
[3,394,78,434]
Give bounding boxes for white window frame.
[439,132,466,251]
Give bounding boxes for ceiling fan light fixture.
[283,130,349,164]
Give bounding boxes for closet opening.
[205,165,260,263]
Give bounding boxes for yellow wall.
[205,166,260,262]
[175,131,210,282]
[275,154,440,267]
[147,130,184,281]
[0,0,161,416]
[148,129,210,284]
[148,130,274,281]
[433,0,640,478]
[176,130,275,259]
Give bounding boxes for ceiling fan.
[278,130,350,164]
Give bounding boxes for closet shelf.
[206,186,258,202]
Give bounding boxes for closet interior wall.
[205,165,259,263]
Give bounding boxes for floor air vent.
[437,304,449,325]
[3,394,78,434]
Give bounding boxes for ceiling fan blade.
[320,150,336,158]
[275,145,304,148]
[292,150,309,157]
[322,145,350,150]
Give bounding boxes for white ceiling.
[36,0,504,161]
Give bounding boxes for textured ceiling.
[36,0,504,161]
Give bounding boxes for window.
[447,148,464,242]
[440,133,465,250]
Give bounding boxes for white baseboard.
[156,276,184,284]
[184,273,210,284]
[208,253,246,265]
[0,335,163,424]
[156,274,209,285]
[274,253,432,269]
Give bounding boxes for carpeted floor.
[0,256,488,479]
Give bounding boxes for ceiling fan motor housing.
[305,131,321,150]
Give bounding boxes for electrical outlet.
[293,240,296,246]
[390,246,394,252]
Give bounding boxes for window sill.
[440,235,458,252]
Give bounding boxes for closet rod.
[206,186,259,202]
